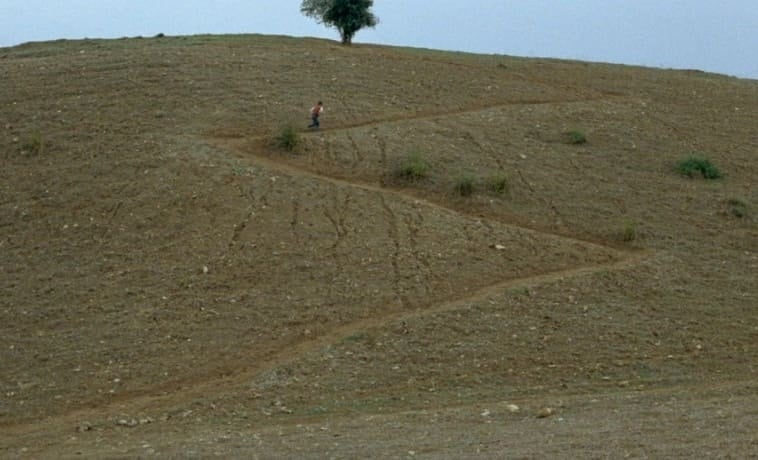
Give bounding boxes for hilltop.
[1,34,757,457]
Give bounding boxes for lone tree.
[301,0,378,45]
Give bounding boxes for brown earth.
[1,34,757,458]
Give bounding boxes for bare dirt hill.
[1,34,757,457]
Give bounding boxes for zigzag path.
[3,97,650,438]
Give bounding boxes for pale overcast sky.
[1,1,756,79]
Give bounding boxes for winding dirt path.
[3,98,649,440]
[2,248,647,440]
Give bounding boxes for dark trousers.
[309,115,320,128]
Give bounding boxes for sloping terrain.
[1,34,757,457]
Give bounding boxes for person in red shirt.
[308,101,324,129]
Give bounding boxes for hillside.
[1,34,757,457]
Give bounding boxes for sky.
[1,1,756,79]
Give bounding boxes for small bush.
[727,198,747,218]
[677,156,722,179]
[20,132,43,155]
[274,124,299,151]
[621,221,638,242]
[486,174,510,195]
[566,130,587,145]
[453,174,476,197]
[395,152,429,181]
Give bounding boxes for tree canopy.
[301,0,378,45]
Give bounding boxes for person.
[308,101,324,129]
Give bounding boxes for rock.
[77,422,93,432]
[116,418,139,427]
[537,407,555,418]
[481,409,491,417]
[506,404,520,413]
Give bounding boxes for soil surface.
[1,34,757,458]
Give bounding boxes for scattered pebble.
[77,422,93,432]
[116,418,138,428]
[537,407,555,418]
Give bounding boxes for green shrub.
[727,198,747,218]
[566,130,587,145]
[453,174,476,197]
[395,152,429,181]
[274,124,299,151]
[677,156,722,179]
[486,174,509,195]
[20,132,43,155]
[621,221,638,242]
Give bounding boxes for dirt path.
[2,247,647,441]
[211,93,630,141]
[317,95,624,132]
[3,101,652,442]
